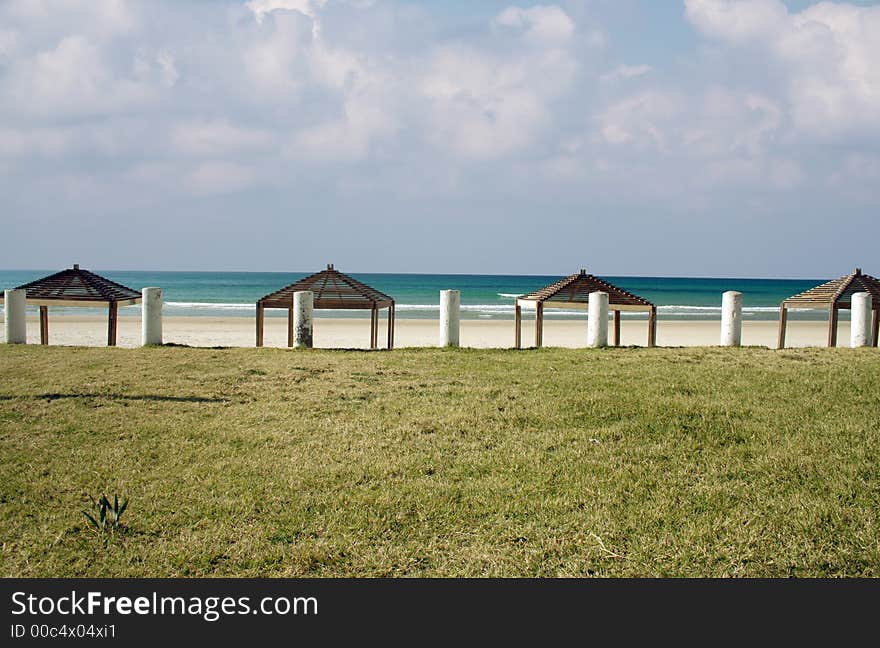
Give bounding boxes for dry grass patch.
[1,344,878,576]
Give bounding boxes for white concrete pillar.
[587,291,609,348]
[439,289,460,347]
[720,291,743,347]
[141,287,163,346]
[4,289,26,344]
[293,290,314,348]
[851,292,872,348]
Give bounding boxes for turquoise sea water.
[0,270,835,321]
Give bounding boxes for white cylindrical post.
[293,290,314,348]
[141,287,163,346]
[720,291,743,347]
[4,289,27,344]
[587,291,609,348]
[851,292,872,348]
[439,289,460,347]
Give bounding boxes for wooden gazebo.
[256,265,395,349]
[515,270,656,348]
[0,264,141,346]
[778,267,880,348]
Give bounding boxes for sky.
[1,0,879,278]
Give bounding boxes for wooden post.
[287,302,294,348]
[535,302,544,348]
[387,304,394,350]
[514,302,522,349]
[777,306,787,350]
[828,305,838,348]
[370,305,378,349]
[39,306,48,345]
[256,303,264,347]
[107,302,118,347]
[613,310,621,347]
[872,308,879,348]
[647,306,657,347]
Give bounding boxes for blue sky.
[1,0,879,277]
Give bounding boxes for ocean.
[0,270,836,321]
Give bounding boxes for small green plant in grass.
[82,494,129,533]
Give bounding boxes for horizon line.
[0,267,834,282]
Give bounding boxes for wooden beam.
[613,310,621,347]
[517,299,652,313]
[647,306,657,347]
[20,298,141,308]
[39,306,48,345]
[535,302,544,348]
[107,302,118,347]
[873,308,879,348]
[828,305,839,347]
[256,303,264,347]
[514,302,522,349]
[777,307,787,350]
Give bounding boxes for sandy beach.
[1,314,848,349]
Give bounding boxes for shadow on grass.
[0,393,229,403]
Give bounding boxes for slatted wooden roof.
[0,265,141,307]
[258,265,394,310]
[517,269,654,311]
[783,268,880,309]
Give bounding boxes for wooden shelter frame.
[256,265,395,350]
[778,268,880,348]
[0,264,141,346]
[514,270,657,348]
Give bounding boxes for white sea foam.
[160,301,825,318]
[395,303,514,312]
[658,305,782,313]
[166,302,255,311]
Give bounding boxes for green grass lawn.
[1,344,878,577]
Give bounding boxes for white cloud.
[0,128,71,157]
[1,35,169,120]
[0,30,18,61]
[0,0,876,252]
[493,5,576,44]
[290,96,394,161]
[421,6,578,159]
[156,51,179,88]
[600,64,652,82]
[246,0,327,22]
[685,0,880,139]
[681,88,781,159]
[597,91,682,150]
[242,10,315,99]
[186,161,257,196]
[171,120,275,157]
[768,158,803,190]
[685,0,788,43]
[5,0,135,37]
